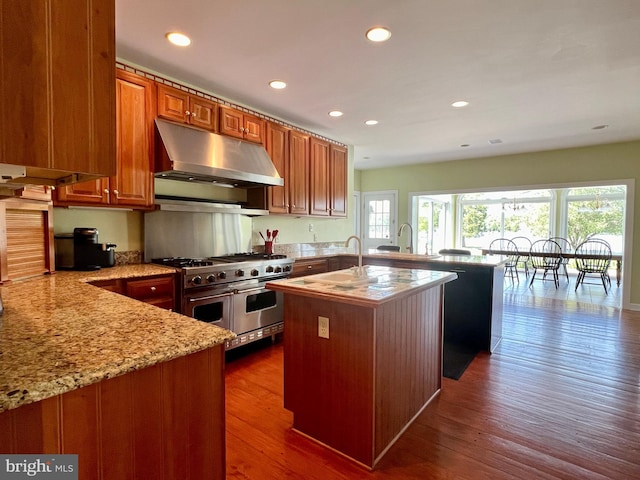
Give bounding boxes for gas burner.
[151,257,216,268]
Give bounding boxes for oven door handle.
[234,286,267,295]
[187,292,233,302]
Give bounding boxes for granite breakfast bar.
[266,265,457,469]
[0,265,234,479]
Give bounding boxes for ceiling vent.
[488,138,503,145]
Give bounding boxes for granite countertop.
[267,265,457,308]
[0,265,235,412]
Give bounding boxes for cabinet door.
[111,70,155,207]
[189,97,218,132]
[1,0,115,176]
[243,114,265,144]
[55,177,110,205]
[157,84,190,123]
[330,145,348,217]
[266,122,289,214]
[310,137,331,216]
[219,106,244,139]
[288,131,310,216]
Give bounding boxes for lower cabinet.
[91,273,176,311]
[0,345,226,480]
[290,258,329,277]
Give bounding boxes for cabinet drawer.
[125,276,174,300]
[291,259,328,277]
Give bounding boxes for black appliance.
[54,227,117,270]
[152,253,294,350]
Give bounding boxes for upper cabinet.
[55,69,155,208]
[309,139,348,218]
[329,145,348,218]
[0,0,116,184]
[310,137,331,216]
[219,106,265,144]
[288,131,311,216]
[265,122,290,214]
[157,84,218,132]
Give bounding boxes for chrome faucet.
[345,235,364,276]
[398,223,414,254]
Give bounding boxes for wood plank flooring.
[225,282,640,479]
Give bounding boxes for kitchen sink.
[303,270,379,287]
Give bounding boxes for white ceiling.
[115,0,640,170]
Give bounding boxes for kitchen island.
[266,265,457,469]
[0,265,234,479]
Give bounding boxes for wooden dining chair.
[529,239,563,288]
[574,239,612,294]
[489,238,519,283]
[549,236,572,283]
[511,236,532,277]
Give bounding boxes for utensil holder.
[264,241,273,255]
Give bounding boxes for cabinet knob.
[150,286,157,292]
[307,265,312,269]
[104,189,109,194]
[185,110,191,116]
[113,190,119,196]
[191,112,197,118]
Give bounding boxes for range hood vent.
[154,119,283,189]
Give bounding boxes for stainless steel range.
[152,253,294,350]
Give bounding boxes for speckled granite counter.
[267,265,457,308]
[0,265,235,412]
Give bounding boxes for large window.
[564,185,625,252]
[459,190,553,249]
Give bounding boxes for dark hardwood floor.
[225,279,640,479]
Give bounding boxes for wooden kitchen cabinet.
[265,122,290,214]
[219,105,265,144]
[310,138,348,218]
[125,274,176,310]
[310,137,331,216]
[55,69,155,208]
[157,83,218,132]
[0,0,115,181]
[91,273,176,311]
[290,258,330,278]
[288,131,310,215]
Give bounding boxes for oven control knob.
[251,269,260,277]
[192,275,202,285]
[206,274,216,283]
[218,272,226,279]
[236,269,245,277]
[274,266,282,273]
[283,265,292,272]
[266,265,274,273]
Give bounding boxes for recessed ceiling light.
[166,32,191,47]
[451,100,469,108]
[488,138,503,144]
[460,144,471,147]
[328,110,343,117]
[364,120,378,126]
[592,124,609,130]
[365,26,391,42]
[269,80,287,90]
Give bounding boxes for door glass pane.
[367,199,391,239]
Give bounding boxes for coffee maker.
[54,227,117,270]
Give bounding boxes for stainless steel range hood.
[154,118,283,189]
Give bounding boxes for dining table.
[481,248,623,286]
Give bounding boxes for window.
[411,194,450,255]
[458,190,553,249]
[564,185,625,251]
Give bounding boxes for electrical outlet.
[308,223,314,232]
[318,316,329,339]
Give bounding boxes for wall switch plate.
[318,316,329,339]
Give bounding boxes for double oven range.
[152,253,294,350]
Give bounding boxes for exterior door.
[362,192,397,251]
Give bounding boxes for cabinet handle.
[185,110,191,116]
[191,112,197,118]
[307,265,312,269]
[150,286,157,292]
[104,189,109,194]
[113,189,119,197]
